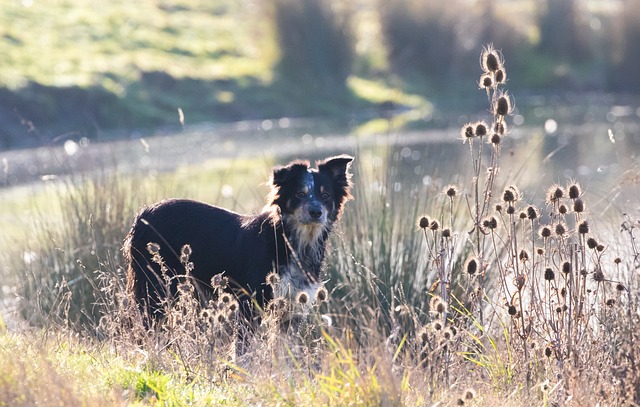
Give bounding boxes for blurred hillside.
[1,0,640,149]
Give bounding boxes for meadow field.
[2,47,640,406]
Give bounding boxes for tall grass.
[2,46,640,405]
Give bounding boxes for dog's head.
[267,155,353,239]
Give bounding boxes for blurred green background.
[1,0,640,150]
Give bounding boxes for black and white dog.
[123,155,353,321]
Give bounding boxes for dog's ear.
[271,161,309,187]
[317,155,353,183]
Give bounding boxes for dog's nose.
[309,205,323,219]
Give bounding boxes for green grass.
[2,46,640,406]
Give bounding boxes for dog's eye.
[296,191,307,199]
[321,192,332,201]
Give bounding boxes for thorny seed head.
[220,292,232,304]
[456,398,465,406]
[519,250,529,262]
[540,226,552,239]
[562,261,571,274]
[429,220,440,231]
[587,237,598,249]
[419,326,430,343]
[495,204,503,212]
[465,257,479,275]
[508,305,517,315]
[432,320,443,331]
[502,185,519,203]
[526,205,539,220]
[593,268,605,283]
[215,311,227,324]
[490,133,502,145]
[445,185,458,198]
[146,242,161,255]
[519,211,527,220]
[480,72,494,89]
[606,299,616,306]
[614,257,622,265]
[537,248,544,255]
[578,220,590,234]
[547,184,565,203]
[268,297,288,313]
[568,182,582,199]
[573,198,585,213]
[483,216,498,230]
[475,121,488,137]
[481,44,503,72]
[494,92,512,116]
[506,205,516,215]
[616,283,626,291]
[494,121,507,135]
[464,388,476,401]
[462,124,475,139]
[544,268,555,281]
[555,222,567,236]
[315,286,329,302]
[227,300,239,313]
[181,244,192,257]
[559,204,568,215]
[545,347,552,358]
[430,296,447,314]
[211,274,228,289]
[419,216,430,229]
[442,228,451,238]
[596,244,605,252]
[495,68,506,84]
[296,291,309,305]
[266,272,280,287]
[514,274,526,290]
[442,327,455,341]
[561,287,567,297]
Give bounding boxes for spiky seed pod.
[315,286,329,302]
[430,296,447,314]
[418,326,430,343]
[146,242,161,255]
[568,183,581,199]
[494,121,507,135]
[491,133,502,145]
[519,211,527,220]
[561,287,567,297]
[573,198,585,213]
[495,93,512,116]
[429,220,440,231]
[606,299,616,306]
[545,347,552,358]
[483,216,498,230]
[419,216,430,229]
[556,306,563,313]
[462,124,475,139]
[519,250,529,262]
[442,228,451,238]
[555,222,567,236]
[559,204,568,215]
[578,220,590,234]
[502,185,519,202]
[580,268,588,276]
[495,204,503,212]
[506,205,516,215]
[220,292,232,305]
[480,72,494,89]
[495,68,506,84]
[593,268,605,283]
[481,45,503,72]
[614,257,622,265]
[508,305,517,315]
[227,300,239,313]
[465,257,479,275]
[432,320,443,331]
[544,268,555,281]
[456,398,465,406]
[547,184,564,203]
[211,274,228,289]
[445,185,458,198]
[587,237,598,249]
[616,283,626,291]
[296,291,309,305]
[464,388,476,400]
[514,274,526,290]
[537,248,544,255]
[596,244,605,252]
[475,121,488,137]
[443,327,455,341]
[526,205,539,220]
[562,262,571,274]
[540,226,552,238]
[266,272,280,287]
[181,244,192,257]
